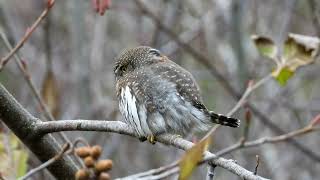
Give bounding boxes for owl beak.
[160,55,168,62]
[114,68,121,78]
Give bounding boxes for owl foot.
[173,134,182,139]
[138,136,147,142]
[147,135,156,144]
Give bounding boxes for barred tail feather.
[209,111,240,128]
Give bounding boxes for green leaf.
[252,35,278,59]
[179,136,211,180]
[0,133,29,179]
[272,67,294,86]
[14,149,29,177]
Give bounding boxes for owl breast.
[118,85,152,137]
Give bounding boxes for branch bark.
[0,84,77,179]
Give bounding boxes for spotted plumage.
[114,46,240,142]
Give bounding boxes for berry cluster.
[75,145,113,180]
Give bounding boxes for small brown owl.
[114,46,239,143]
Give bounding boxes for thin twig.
[0,0,55,70]
[202,74,271,178]
[206,164,217,180]
[19,143,70,180]
[0,21,81,168]
[227,74,272,116]
[215,122,319,157]
[0,30,54,122]
[0,31,73,138]
[254,155,260,175]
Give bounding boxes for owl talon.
[147,135,156,144]
[138,136,147,142]
[174,134,182,139]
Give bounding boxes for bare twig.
[0,31,79,166]
[227,75,272,116]
[159,9,212,56]
[0,0,55,70]
[202,75,271,178]
[206,164,216,180]
[0,29,54,123]
[19,143,70,180]
[215,120,320,157]
[254,155,260,175]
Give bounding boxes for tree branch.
[0,83,266,180]
[19,143,70,180]
[0,84,77,179]
[215,122,319,157]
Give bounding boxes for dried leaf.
[41,70,60,119]
[179,136,211,180]
[253,33,320,86]
[283,34,318,71]
[252,35,278,60]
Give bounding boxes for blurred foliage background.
[0,0,320,179]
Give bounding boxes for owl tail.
[209,111,240,128]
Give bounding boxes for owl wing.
[151,62,240,128]
[151,62,209,112]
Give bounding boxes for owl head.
[114,46,164,79]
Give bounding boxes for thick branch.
[36,120,136,136]
[0,84,77,179]
[0,83,266,179]
[35,120,268,179]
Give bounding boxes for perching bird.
[114,46,240,143]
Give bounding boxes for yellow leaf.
[252,35,278,60]
[179,136,211,180]
[41,70,60,119]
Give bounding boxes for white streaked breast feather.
[119,86,147,136]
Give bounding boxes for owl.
[114,46,240,143]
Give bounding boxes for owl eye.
[149,49,161,57]
[120,66,127,72]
